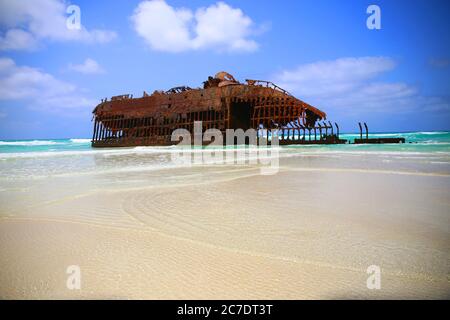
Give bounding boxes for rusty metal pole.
[97,121,101,141]
[99,122,103,141]
[364,122,369,140]
[92,119,97,142]
[101,121,105,141]
[95,119,100,141]
[358,122,362,140]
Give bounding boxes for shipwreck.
[91,71,345,147]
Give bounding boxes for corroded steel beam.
[91,71,330,147]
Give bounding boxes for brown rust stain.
[91,72,330,147]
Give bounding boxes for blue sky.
[0,0,449,139]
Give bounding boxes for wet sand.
[1,148,450,299]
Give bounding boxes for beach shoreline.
[1,150,449,299]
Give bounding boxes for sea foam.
[0,140,61,146]
[70,139,91,143]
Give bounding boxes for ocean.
[1,131,450,154]
[1,131,450,180]
[1,131,449,298]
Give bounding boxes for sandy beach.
[1,0,450,304]
[0,141,449,299]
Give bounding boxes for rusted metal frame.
[135,118,140,138]
[99,119,104,141]
[114,116,118,138]
[107,117,112,140]
[100,119,106,141]
[299,124,306,140]
[118,117,123,139]
[92,118,98,142]
[246,79,292,96]
[107,118,112,139]
[284,104,292,140]
[124,118,129,138]
[110,118,114,140]
[251,105,257,129]
[323,121,328,137]
[100,120,105,140]
[109,117,114,139]
[297,107,304,140]
[98,118,103,141]
[112,116,118,139]
[94,119,99,142]
[127,118,132,138]
[226,97,231,129]
[102,119,108,140]
[293,120,303,141]
[105,119,109,140]
[280,98,285,140]
[118,119,123,139]
[290,103,298,140]
[319,123,324,140]
[293,118,300,141]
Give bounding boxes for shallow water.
[1,131,449,228]
[0,132,449,179]
[1,132,449,210]
[0,132,449,299]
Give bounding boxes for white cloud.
[275,57,449,115]
[0,0,117,51]
[277,57,397,98]
[131,0,259,53]
[68,58,105,74]
[0,29,39,50]
[0,57,96,111]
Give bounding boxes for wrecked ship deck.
[91,72,343,147]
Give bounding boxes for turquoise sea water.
[1,132,449,155]
[0,131,449,182]
[1,131,449,214]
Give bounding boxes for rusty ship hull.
[91,72,331,147]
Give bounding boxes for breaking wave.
[70,139,91,143]
[0,132,449,158]
[0,140,61,146]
